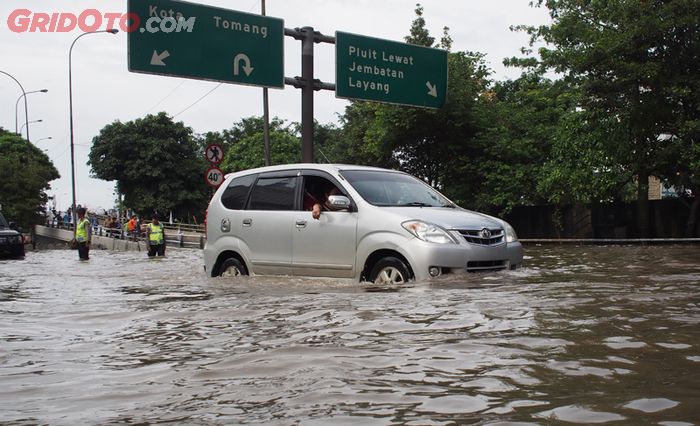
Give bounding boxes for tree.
[511,0,700,236]
[88,113,209,220]
[213,116,301,172]
[332,101,397,167]
[0,128,59,227]
[468,74,578,214]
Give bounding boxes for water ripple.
[1,245,699,424]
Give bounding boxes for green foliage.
[0,128,59,227]
[333,101,396,167]
[405,4,434,47]
[88,113,209,220]
[215,116,302,172]
[536,109,635,205]
[202,116,342,171]
[510,0,700,234]
[312,121,343,164]
[469,75,576,212]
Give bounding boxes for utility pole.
[262,0,271,166]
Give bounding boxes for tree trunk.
[637,171,650,238]
[686,196,700,238]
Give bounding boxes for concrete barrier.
[34,225,144,251]
[34,225,207,251]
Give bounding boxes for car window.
[302,175,345,210]
[341,170,454,207]
[221,174,256,210]
[0,213,8,228]
[248,177,297,211]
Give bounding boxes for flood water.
[1,245,699,425]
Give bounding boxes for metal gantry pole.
[301,26,315,163]
[283,27,335,164]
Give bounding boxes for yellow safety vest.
[75,218,90,242]
[148,223,164,244]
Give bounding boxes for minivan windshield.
[341,170,455,208]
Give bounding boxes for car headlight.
[402,220,457,244]
[504,222,518,243]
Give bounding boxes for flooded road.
[1,245,699,425]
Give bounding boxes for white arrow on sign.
[233,53,254,77]
[426,82,438,98]
[151,50,170,66]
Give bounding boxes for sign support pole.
[284,28,335,164]
[301,27,315,163]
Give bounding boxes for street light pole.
[19,119,43,135]
[0,70,28,141]
[69,29,119,226]
[15,89,48,139]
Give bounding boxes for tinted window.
[221,175,256,210]
[248,177,297,210]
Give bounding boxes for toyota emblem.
[480,228,491,239]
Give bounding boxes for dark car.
[0,212,25,258]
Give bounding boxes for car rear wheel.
[369,257,410,285]
[219,258,248,277]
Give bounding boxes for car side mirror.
[327,195,351,210]
[9,222,17,231]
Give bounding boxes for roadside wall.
[33,225,205,251]
[505,199,699,239]
[34,226,143,251]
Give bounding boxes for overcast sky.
[0,0,550,212]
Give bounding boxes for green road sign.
[335,31,447,108]
[128,0,284,88]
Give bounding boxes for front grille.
[467,260,507,272]
[458,228,504,246]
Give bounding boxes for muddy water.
[1,245,698,424]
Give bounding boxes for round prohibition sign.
[205,143,224,165]
[205,166,225,188]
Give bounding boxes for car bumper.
[402,240,523,281]
[0,243,25,257]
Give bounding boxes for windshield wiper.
[398,202,434,207]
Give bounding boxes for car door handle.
[242,218,253,227]
[295,220,307,228]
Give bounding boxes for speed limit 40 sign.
[205,166,225,187]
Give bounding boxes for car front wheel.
[369,257,410,285]
[219,258,248,277]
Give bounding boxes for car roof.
[224,163,397,179]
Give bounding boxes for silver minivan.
[204,164,523,283]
